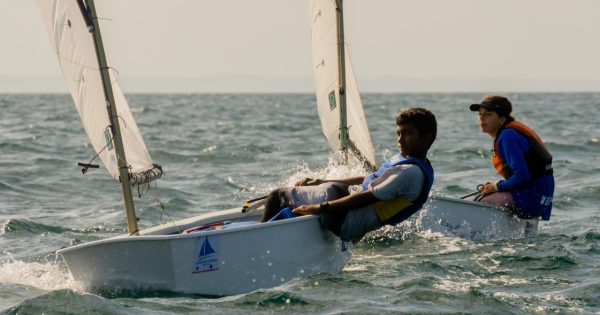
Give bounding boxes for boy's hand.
[481,182,498,196]
[292,204,320,215]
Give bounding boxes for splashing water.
[287,154,371,187]
[0,257,81,292]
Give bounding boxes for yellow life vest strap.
[372,197,413,222]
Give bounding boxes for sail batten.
[309,0,376,168]
[37,0,160,185]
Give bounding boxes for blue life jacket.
[361,155,435,225]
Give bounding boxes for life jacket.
[492,121,553,180]
[361,155,434,225]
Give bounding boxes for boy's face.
[477,108,506,137]
[396,123,430,157]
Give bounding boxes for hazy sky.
[3,0,600,92]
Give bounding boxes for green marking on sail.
[104,129,113,151]
[73,75,84,84]
[328,90,336,110]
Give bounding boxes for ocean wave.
[0,181,28,196]
[3,289,127,315]
[235,291,309,308]
[0,219,69,236]
[0,218,124,236]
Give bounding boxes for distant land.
[3,74,600,93]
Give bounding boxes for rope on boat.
[460,184,484,201]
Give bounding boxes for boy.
[263,108,437,243]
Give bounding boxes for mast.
[78,0,139,235]
[335,0,349,161]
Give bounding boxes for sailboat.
[38,0,350,296]
[308,1,539,240]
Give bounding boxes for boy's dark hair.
[396,108,437,147]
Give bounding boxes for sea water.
[0,93,598,314]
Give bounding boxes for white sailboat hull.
[407,196,539,240]
[58,207,351,296]
[58,197,536,295]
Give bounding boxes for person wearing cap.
[470,95,555,220]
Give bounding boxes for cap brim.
[469,104,481,111]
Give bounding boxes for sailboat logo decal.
[198,237,215,257]
[192,236,220,273]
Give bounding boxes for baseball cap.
[469,95,512,117]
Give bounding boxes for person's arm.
[497,131,531,189]
[292,190,379,215]
[293,165,423,215]
[295,176,365,187]
[482,130,531,195]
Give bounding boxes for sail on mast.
[37,0,163,234]
[37,0,161,182]
[309,0,377,168]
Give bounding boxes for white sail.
[37,0,156,183]
[344,46,377,165]
[309,0,376,167]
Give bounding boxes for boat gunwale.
[56,212,321,254]
[429,195,540,223]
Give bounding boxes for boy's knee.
[261,188,289,222]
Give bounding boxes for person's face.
[397,123,429,157]
[478,108,506,137]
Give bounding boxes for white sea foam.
[200,145,217,154]
[343,264,368,272]
[287,154,370,187]
[494,291,586,313]
[0,259,82,292]
[417,229,445,240]
[434,274,529,293]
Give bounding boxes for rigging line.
[103,125,127,169]
[79,125,113,173]
[100,65,122,80]
[104,114,131,131]
[56,54,122,80]
[108,67,121,78]
[114,115,128,129]
[93,17,114,22]
[149,180,179,232]
[88,8,115,22]
[133,169,173,230]
[57,54,99,71]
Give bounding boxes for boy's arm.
[295,176,365,187]
[292,191,379,215]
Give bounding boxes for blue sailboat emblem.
[198,237,215,258]
[192,236,220,273]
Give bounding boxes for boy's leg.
[261,188,292,222]
[262,183,349,222]
[337,208,382,244]
[289,183,348,206]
